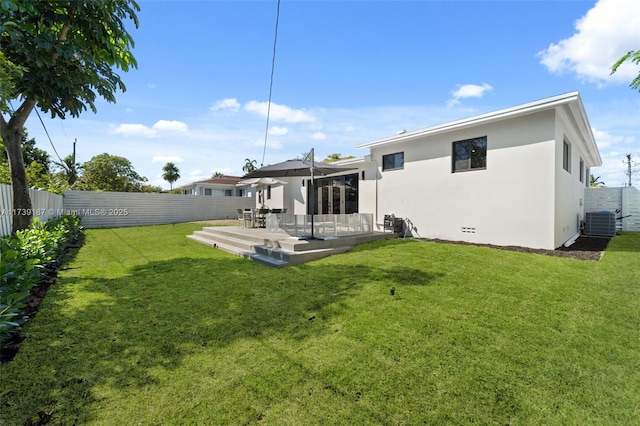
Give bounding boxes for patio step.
[187,226,396,267]
[189,229,255,252]
[252,245,352,266]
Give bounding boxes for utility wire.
[260,0,281,167]
[7,100,66,169]
[34,107,67,168]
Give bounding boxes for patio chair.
[236,209,245,228]
[256,208,269,228]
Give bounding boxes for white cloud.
[447,83,493,107]
[112,123,157,137]
[253,138,283,149]
[111,120,188,137]
[269,126,289,136]
[592,128,636,150]
[188,169,205,182]
[152,156,184,163]
[153,120,188,132]
[210,98,241,112]
[309,132,326,140]
[244,101,315,123]
[537,0,640,86]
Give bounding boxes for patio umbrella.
[242,149,356,238]
[236,177,288,187]
[241,158,354,178]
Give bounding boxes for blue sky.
[24,0,640,189]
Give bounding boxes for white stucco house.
[270,92,601,250]
[178,176,254,197]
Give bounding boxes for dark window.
[204,188,212,196]
[224,189,232,196]
[452,136,487,172]
[382,152,404,171]
[563,139,571,172]
[579,158,584,182]
[267,185,271,200]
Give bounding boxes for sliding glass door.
[307,173,358,215]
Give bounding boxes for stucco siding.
[553,107,594,248]
[373,110,558,249]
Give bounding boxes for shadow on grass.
[2,251,444,424]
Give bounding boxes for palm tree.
[54,154,81,186]
[242,158,257,174]
[590,174,605,188]
[162,162,180,190]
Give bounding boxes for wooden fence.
[62,190,255,228]
[585,186,640,232]
[0,184,64,236]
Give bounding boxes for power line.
[34,108,66,168]
[260,0,281,167]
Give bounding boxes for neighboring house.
[274,91,601,250]
[178,176,254,197]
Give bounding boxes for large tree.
[0,0,139,233]
[611,50,640,92]
[162,162,180,190]
[323,153,355,163]
[78,153,147,192]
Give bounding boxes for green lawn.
[1,223,639,425]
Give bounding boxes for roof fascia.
[357,92,581,150]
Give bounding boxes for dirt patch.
[430,235,611,261]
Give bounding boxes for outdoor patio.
[187,220,396,267]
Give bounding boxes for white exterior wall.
[371,110,559,249]
[358,158,379,220]
[260,183,286,209]
[553,108,593,248]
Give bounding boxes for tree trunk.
[0,98,37,234]
[3,127,33,233]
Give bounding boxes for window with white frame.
[452,136,487,172]
[382,152,404,171]
[204,188,212,196]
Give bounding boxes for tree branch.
[7,98,37,130]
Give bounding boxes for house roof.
[193,176,243,185]
[176,176,244,190]
[356,91,601,166]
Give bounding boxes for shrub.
[0,215,82,342]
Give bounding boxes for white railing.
[0,184,64,236]
[269,213,374,238]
